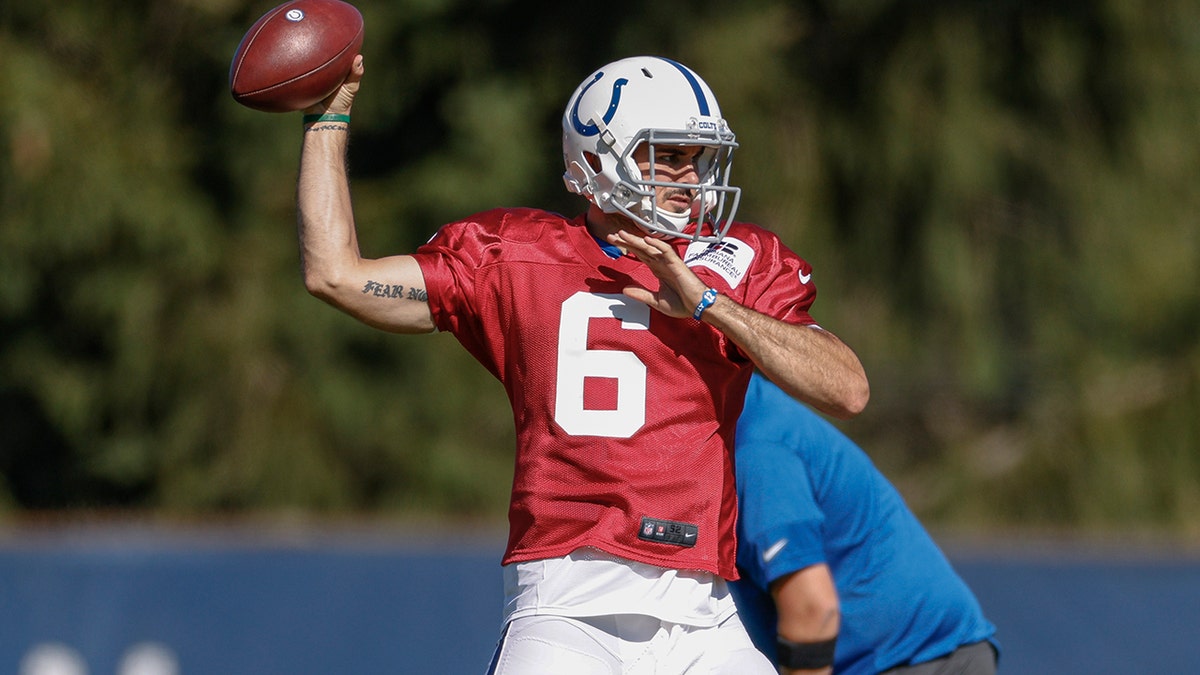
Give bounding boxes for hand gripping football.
[229,0,364,113]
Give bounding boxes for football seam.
[235,26,363,99]
[229,4,289,92]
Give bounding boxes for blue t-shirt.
[731,373,997,674]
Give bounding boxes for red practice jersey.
[413,208,816,579]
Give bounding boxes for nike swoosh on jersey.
[762,538,789,563]
[798,271,812,284]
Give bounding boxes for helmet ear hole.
[563,160,593,196]
[583,152,602,173]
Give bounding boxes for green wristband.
[303,113,350,124]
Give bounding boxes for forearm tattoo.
[304,123,349,133]
[362,280,427,302]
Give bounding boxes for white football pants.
[485,611,775,675]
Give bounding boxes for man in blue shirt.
[732,372,998,674]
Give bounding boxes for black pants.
[880,640,998,675]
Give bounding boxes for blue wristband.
[692,288,719,320]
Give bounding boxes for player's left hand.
[608,231,708,319]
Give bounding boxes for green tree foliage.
[767,1,1200,534]
[1,0,1196,533]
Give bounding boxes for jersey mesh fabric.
[413,208,816,579]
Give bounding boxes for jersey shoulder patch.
[683,237,756,289]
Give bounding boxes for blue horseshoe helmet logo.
[570,72,629,137]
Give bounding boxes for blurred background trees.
[1,0,1197,535]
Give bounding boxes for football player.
[295,54,869,674]
[733,372,998,675]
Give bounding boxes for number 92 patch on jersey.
[639,516,699,547]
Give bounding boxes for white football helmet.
[562,56,741,242]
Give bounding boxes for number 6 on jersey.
[554,293,650,438]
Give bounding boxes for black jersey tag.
[638,517,699,547]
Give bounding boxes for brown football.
[229,0,364,113]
